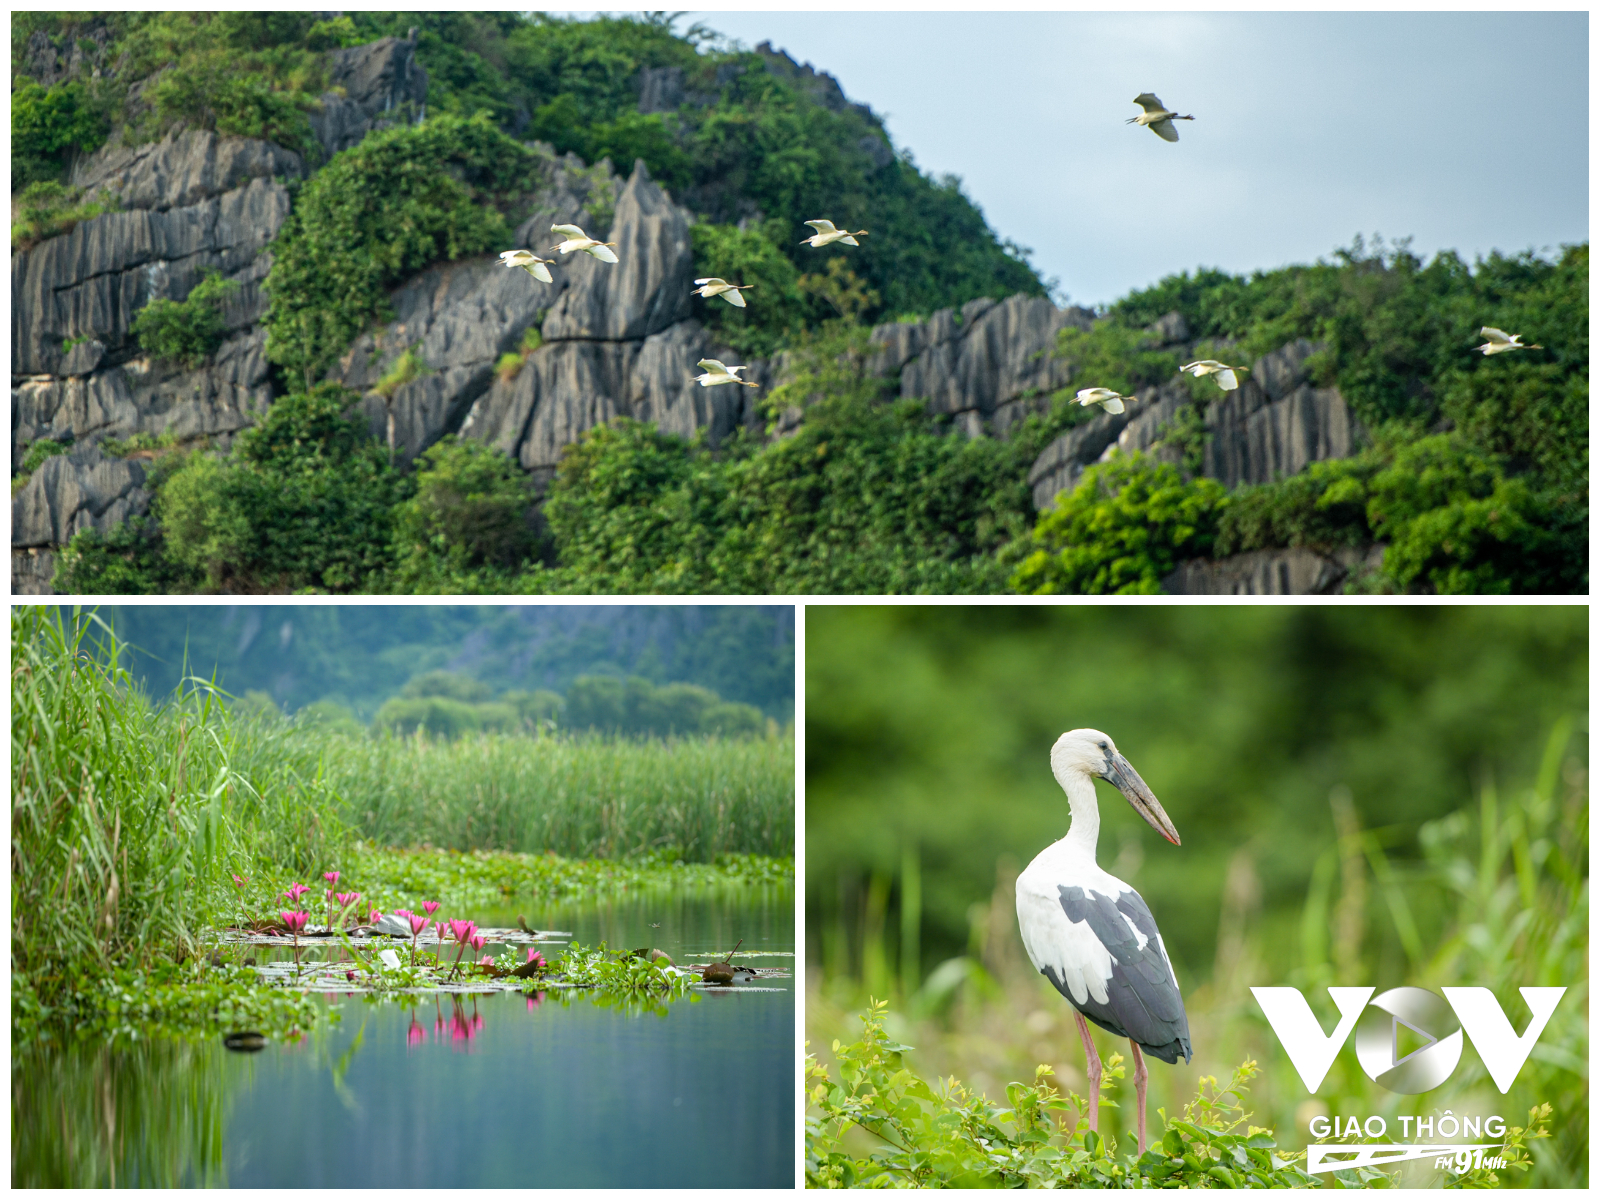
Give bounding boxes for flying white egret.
[692,277,756,308]
[549,223,619,263]
[1075,387,1130,414]
[1127,93,1195,143]
[1016,729,1191,1158]
[800,219,868,248]
[1475,327,1542,355]
[1180,360,1249,391]
[694,359,758,388]
[499,249,555,283]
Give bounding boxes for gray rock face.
[11,548,59,596]
[329,36,428,122]
[71,128,304,212]
[1163,544,1384,595]
[12,444,150,548]
[13,173,288,377]
[542,161,694,342]
[1203,342,1359,488]
[637,66,686,114]
[884,294,1094,434]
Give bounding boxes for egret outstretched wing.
[583,244,619,264]
[697,359,729,373]
[695,277,725,286]
[722,289,747,307]
[551,223,587,238]
[804,219,839,235]
[1151,118,1179,142]
[1133,93,1166,114]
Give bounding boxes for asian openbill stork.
[1015,729,1191,1156]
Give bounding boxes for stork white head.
[1051,728,1181,845]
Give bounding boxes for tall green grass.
[11,608,352,1011]
[323,730,794,859]
[806,721,1587,1186]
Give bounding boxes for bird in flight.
[695,359,759,388]
[692,277,756,307]
[1180,360,1249,391]
[1475,327,1542,355]
[550,223,619,263]
[1075,387,1132,414]
[499,249,555,283]
[1127,93,1195,142]
[800,219,868,248]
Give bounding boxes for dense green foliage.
[364,669,765,741]
[129,271,239,367]
[262,114,537,384]
[689,220,810,355]
[1011,455,1229,594]
[11,76,110,186]
[152,385,404,591]
[387,437,540,591]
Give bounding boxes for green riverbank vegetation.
[805,607,1587,1186]
[11,608,794,1047]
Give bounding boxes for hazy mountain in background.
[89,605,794,720]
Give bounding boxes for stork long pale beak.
[1102,752,1181,845]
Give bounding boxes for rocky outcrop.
[1202,340,1359,489]
[1163,544,1384,595]
[872,294,1094,437]
[11,443,150,549]
[1027,337,1363,511]
[11,548,58,596]
[310,36,429,159]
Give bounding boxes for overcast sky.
[687,11,1588,308]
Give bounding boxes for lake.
[12,884,794,1188]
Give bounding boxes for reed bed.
[323,729,794,860]
[806,721,1587,1187]
[11,608,354,1010]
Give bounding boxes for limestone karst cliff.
[12,27,1375,595]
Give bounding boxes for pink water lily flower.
[408,913,429,936]
[449,919,477,944]
[526,949,546,969]
[284,883,310,903]
[393,907,413,920]
[231,874,248,888]
[280,911,309,934]
[324,871,340,885]
[422,900,440,918]
[470,934,487,953]
[335,892,360,909]
[478,955,494,966]
[369,909,382,925]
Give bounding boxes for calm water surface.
[13,885,793,1188]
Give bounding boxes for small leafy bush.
[263,113,538,385]
[19,438,72,475]
[10,180,117,251]
[372,346,429,399]
[387,437,540,591]
[1011,453,1229,594]
[155,384,406,592]
[807,999,1324,1188]
[11,77,110,187]
[130,271,240,367]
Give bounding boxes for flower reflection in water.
[407,1015,427,1049]
[526,991,546,1012]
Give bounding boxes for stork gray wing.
[1044,884,1193,1064]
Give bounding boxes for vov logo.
[1251,986,1566,1094]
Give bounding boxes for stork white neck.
[1057,767,1103,865]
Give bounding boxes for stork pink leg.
[1073,1011,1102,1135]
[1129,1041,1149,1156]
